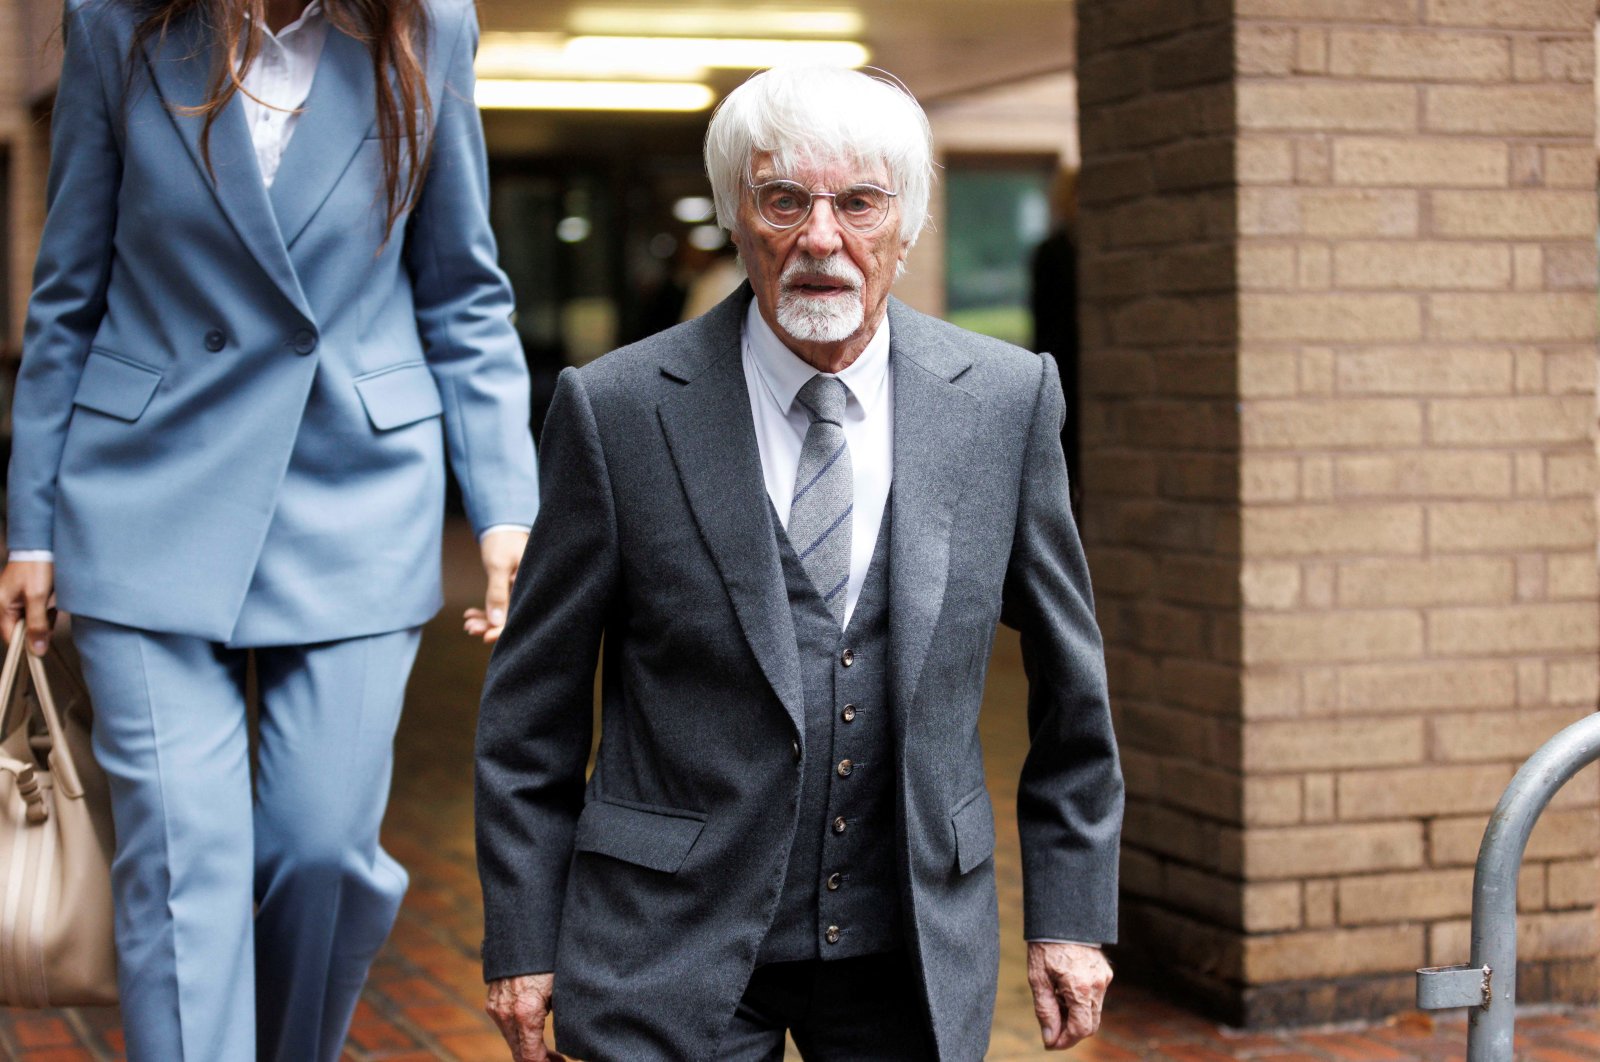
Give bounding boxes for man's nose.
[797,197,845,258]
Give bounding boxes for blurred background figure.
[1030,168,1080,513]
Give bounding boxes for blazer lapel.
[886,299,979,728]
[268,24,377,249]
[658,289,807,735]
[142,17,311,320]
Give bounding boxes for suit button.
[833,816,847,834]
[841,704,856,723]
[291,329,318,355]
[825,925,841,945]
[837,759,852,778]
[791,739,801,762]
[840,648,854,667]
[826,872,841,891]
[204,329,226,352]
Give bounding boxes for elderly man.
[475,65,1122,1061]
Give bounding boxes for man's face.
[731,151,911,363]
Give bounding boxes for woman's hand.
[0,561,57,656]
[464,529,528,644]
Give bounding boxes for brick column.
[1079,0,1600,1025]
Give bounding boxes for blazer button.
[825,925,841,945]
[833,815,847,834]
[204,329,226,352]
[841,704,856,723]
[840,648,854,667]
[826,872,842,891]
[791,739,801,762]
[291,329,318,355]
[837,759,852,778]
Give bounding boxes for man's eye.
[840,195,874,214]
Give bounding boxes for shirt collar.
[253,0,325,41]
[743,299,891,420]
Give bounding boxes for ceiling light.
[556,217,592,243]
[564,36,870,70]
[568,7,865,38]
[477,32,708,80]
[476,80,717,112]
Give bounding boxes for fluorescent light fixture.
[565,36,870,70]
[476,80,716,112]
[568,7,865,38]
[478,32,708,80]
[673,196,716,223]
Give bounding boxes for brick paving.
[2,525,1598,1060]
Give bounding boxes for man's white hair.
[704,66,935,246]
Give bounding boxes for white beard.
[775,255,865,343]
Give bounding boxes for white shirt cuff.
[478,524,531,541]
[7,550,54,563]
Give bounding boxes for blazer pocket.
[353,362,444,431]
[72,350,161,423]
[950,784,996,876]
[573,798,707,874]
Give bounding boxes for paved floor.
[3,521,1599,1060]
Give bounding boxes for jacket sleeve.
[7,0,123,552]
[475,367,619,980]
[404,3,538,534]
[1000,353,1123,944]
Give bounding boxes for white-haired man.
[476,65,1122,1061]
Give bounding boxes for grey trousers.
[720,950,937,1061]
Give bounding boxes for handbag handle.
[0,627,87,800]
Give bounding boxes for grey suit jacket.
[475,286,1122,1061]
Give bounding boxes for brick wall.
[1080,0,1600,1026]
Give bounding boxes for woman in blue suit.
[0,0,538,1057]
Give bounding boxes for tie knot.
[797,375,848,426]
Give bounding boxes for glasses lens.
[755,182,812,228]
[834,186,890,231]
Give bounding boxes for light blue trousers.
[72,617,422,1062]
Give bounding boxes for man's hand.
[1028,941,1112,1050]
[486,972,564,1062]
[0,561,55,656]
[464,529,528,644]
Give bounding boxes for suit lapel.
[657,289,807,735]
[886,299,978,728]
[268,24,377,249]
[142,17,311,320]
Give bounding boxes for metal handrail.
[1415,712,1600,1060]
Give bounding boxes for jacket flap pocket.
[573,799,706,873]
[72,351,161,422]
[951,786,995,876]
[353,362,443,431]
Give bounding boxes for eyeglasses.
[746,179,899,233]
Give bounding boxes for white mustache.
[781,255,863,291]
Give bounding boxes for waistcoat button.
[833,816,847,834]
[825,925,841,945]
[826,872,841,891]
[841,704,856,723]
[791,739,801,762]
[837,759,853,778]
[840,648,854,667]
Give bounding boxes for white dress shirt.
[742,301,892,629]
[239,1,330,188]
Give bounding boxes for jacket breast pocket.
[353,362,444,431]
[573,798,706,874]
[72,350,161,422]
[950,784,996,875]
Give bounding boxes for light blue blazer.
[9,0,539,646]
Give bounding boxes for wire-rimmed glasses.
[746,179,899,233]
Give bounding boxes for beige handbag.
[0,625,117,1005]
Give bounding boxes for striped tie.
[790,375,853,626]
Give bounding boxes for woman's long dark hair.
[129,0,431,238]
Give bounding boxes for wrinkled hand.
[486,972,564,1062]
[1028,941,1112,1050]
[0,561,55,656]
[464,529,528,644]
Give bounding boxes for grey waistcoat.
[758,503,900,964]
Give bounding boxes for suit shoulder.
[894,303,1044,389]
